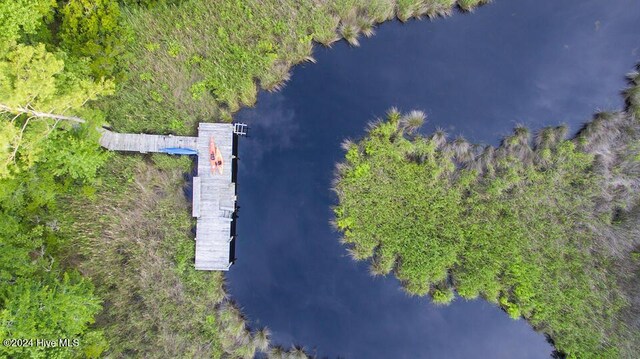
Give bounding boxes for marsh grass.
[624,67,640,113]
[400,109,426,134]
[450,136,473,163]
[340,22,361,46]
[254,327,271,352]
[76,0,493,356]
[429,128,448,148]
[60,155,276,358]
[105,0,491,134]
[332,69,640,357]
[288,345,310,359]
[268,346,287,359]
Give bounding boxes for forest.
[333,75,640,357]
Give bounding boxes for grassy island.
[333,72,640,357]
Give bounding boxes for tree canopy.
[0,0,55,56]
[0,1,114,357]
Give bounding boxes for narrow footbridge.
[100,123,247,271]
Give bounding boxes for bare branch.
[0,104,86,123]
[4,117,32,168]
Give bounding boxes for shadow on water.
[225,0,640,358]
[230,134,240,263]
[182,159,197,237]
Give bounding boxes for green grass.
[334,80,640,357]
[103,0,490,135]
[60,155,272,358]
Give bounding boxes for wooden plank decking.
[99,124,237,271]
[192,176,201,218]
[99,129,198,153]
[193,123,235,271]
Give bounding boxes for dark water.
[226,0,640,358]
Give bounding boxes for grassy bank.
[105,0,490,134]
[333,69,640,358]
[59,155,276,358]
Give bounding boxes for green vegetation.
[59,0,125,78]
[104,0,490,134]
[333,72,640,357]
[0,0,516,357]
[59,155,276,358]
[0,0,486,357]
[10,0,638,356]
[83,1,487,357]
[0,110,109,358]
[1,1,115,357]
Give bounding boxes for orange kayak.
[209,137,224,175]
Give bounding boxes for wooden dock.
[99,130,198,153]
[99,124,239,271]
[193,123,236,271]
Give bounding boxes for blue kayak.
[159,147,198,155]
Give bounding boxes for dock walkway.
[99,130,198,153]
[99,124,239,271]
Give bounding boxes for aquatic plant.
[254,327,271,352]
[288,345,310,359]
[357,16,376,37]
[422,0,457,19]
[458,0,493,12]
[430,128,448,149]
[268,345,287,359]
[400,109,427,134]
[339,22,361,46]
[624,66,640,112]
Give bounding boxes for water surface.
[227,0,640,357]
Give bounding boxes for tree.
[0,44,113,177]
[0,0,55,56]
[0,119,109,358]
[0,2,114,358]
[60,0,124,78]
[0,274,106,358]
[0,43,114,118]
